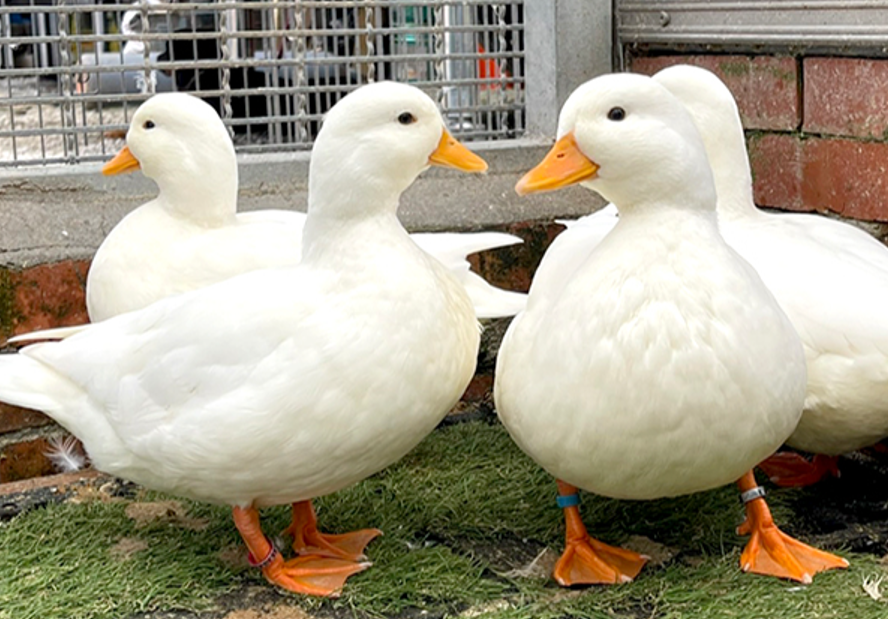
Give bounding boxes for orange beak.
[428,129,488,173]
[102,145,141,176]
[515,132,599,196]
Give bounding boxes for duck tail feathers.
[0,351,84,429]
[459,270,527,319]
[6,324,88,345]
[411,231,523,265]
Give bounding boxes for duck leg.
[552,480,648,586]
[284,500,382,561]
[735,471,848,583]
[233,505,370,597]
[757,452,840,487]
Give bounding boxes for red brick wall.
[630,54,888,222]
[0,260,90,484]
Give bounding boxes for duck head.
[652,65,756,219]
[103,93,238,224]
[308,81,487,218]
[516,72,716,214]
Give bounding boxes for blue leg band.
[556,493,580,509]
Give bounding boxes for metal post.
[219,0,234,136]
[433,0,445,108]
[36,11,50,70]
[292,2,307,143]
[139,0,155,94]
[364,0,376,83]
[495,2,508,136]
[1,12,11,70]
[57,0,77,161]
[524,0,613,139]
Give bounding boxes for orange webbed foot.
[286,500,382,561]
[554,534,648,586]
[737,519,849,584]
[233,504,371,597]
[290,527,382,562]
[736,471,848,583]
[758,452,840,488]
[263,554,371,597]
[553,480,648,586]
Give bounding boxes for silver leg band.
[740,486,767,504]
[247,537,278,569]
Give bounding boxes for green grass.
[0,421,884,619]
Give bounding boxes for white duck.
[90,92,525,322]
[19,92,520,559]
[548,64,888,487]
[655,65,888,486]
[0,81,486,596]
[494,72,847,586]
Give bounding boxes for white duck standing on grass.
[0,82,486,596]
[16,91,523,558]
[546,64,888,487]
[493,72,848,586]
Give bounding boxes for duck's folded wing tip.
[7,324,90,346]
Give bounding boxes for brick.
[0,403,52,434]
[435,222,565,298]
[0,469,101,498]
[804,57,888,139]
[801,137,888,221]
[0,436,58,483]
[747,132,806,211]
[473,221,565,294]
[466,252,482,276]
[461,373,493,404]
[748,134,888,221]
[630,54,800,131]
[6,260,90,337]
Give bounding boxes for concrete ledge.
[0,139,602,269]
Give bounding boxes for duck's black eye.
[143,120,156,130]
[607,107,626,121]
[397,112,417,125]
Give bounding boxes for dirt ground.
[783,447,888,556]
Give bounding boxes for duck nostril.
[556,153,565,159]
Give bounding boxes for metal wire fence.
[0,0,525,167]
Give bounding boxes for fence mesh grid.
[0,0,525,167]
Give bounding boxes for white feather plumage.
[549,65,888,457]
[45,434,88,473]
[84,92,523,324]
[0,82,482,513]
[494,73,806,500]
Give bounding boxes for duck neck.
[708,134,761,222]
[616,198,720,230]
[301,178,405,262]
[595,161,718,222]
[690,108,761,223]
[153,162,238,227]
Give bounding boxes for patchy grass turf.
[1,420,887,619]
